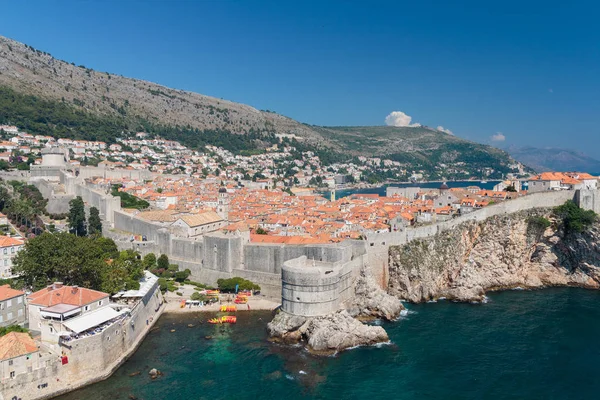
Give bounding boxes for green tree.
[142,253,157,270]
[13,233,107,290]
[157,254,169,270]
[88,206,102,236]
[174,269,191,282]
[101,250,143,293]
[554,200,597,234]
[13,232,141,293]
[68,196,86,236]
[216,277,260,292]
[255,227,268,235]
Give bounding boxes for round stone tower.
[281,256,342,317]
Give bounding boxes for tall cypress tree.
[88,206,102,236]
[68,196,86,236]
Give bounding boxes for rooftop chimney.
[71,286,78,294]
[53,282,63,290]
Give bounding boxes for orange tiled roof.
[28,285,109,307]
[0,285,24,302]
[0,332,37,361]
[0,236,24,248]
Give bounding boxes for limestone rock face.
[347,267,404,320]
[388,209,600,303]
[267,310,389,355]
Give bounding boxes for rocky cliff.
[388,209,600,303]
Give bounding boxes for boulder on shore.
[267,310,389,355]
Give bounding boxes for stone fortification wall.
[29,166,63,181]
[113,210,166,243]
[72,183,121,224]
[362,189,583,288]
[110,208,363,297]
[0,170,29,182]
[366,189,578,249]
[76,166,151,181]
[31,179,75,215]
[202,234,242,273]
[243,241,356,275]
[575,189,600,214]
[281,255,361,317]
[0,284,164,400]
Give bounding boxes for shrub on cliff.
[526,216,552,239]
[528,216,551,230]
[554,200,597,234]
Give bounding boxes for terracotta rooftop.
[0,332,37,361]
[28,284,109,307]
[0,236,24,248]
[0,285,24,302]
[176,211,223,227]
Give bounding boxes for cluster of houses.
[0,272,160,384]
[1,124,523,188]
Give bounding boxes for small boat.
[221,316,237,324]
[207,318,222,324]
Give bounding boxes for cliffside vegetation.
[554,200,597,234]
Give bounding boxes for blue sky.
[2,1,600,156]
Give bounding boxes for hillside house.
[0,236,24,278]
[0,285,26,327]
[0,332,40,381]
[27,283,109,333]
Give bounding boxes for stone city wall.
[76,166,151,181]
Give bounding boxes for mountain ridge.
[0,34,524,176]
[506,145,600,173]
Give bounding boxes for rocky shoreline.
[267,267,403,355]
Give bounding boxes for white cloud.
[436,126,453,135]
[385,111,420,127]
[491,132,506,142]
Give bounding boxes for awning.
[63,307,128,334]
[115,271,158,298]
[41,304,81,319]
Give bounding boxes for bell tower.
[217,187,229,221]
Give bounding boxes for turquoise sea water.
[56,288,600,400]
